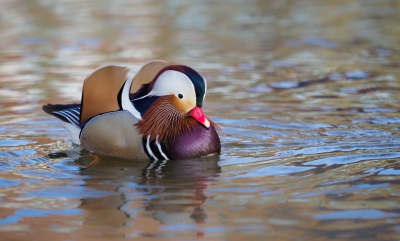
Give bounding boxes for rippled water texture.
[1,0,400,240]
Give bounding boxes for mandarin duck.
[43,60,221,160]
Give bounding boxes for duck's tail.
[43,103,82,145]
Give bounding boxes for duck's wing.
[80,65,129,124]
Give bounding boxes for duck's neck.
[131,96,159,116]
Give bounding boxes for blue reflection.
[14,209,83,217]
[19,37,48,45]
[302,37,338,48]
[0,216,23,226]
[236,165,315,178]
[161,224,198,231]
[376,48,392,56]
[19,170,81,179]
[345,71,369,79]
[23,186,116,199]
[0,178,20,188]
[315,209,399,220]
[379,168,400,176]
[0,139,36,147]
[305,152,400,166]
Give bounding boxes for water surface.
[1,0,400,240]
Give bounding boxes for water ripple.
[234,165,315,178]
[305,152,400,166]
[314,209,399,220]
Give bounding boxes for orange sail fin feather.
[130,60,168,94]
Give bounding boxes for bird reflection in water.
[74,153,221,237]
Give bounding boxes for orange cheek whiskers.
[135,96,197,142]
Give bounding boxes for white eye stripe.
[148,70,196,102]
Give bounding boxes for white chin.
[203,119,210,128]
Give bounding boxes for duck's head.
[133,65,215,141]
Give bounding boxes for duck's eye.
[178,93,183,99]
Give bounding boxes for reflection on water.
[75,155,221,238]
[1,0,400,240]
